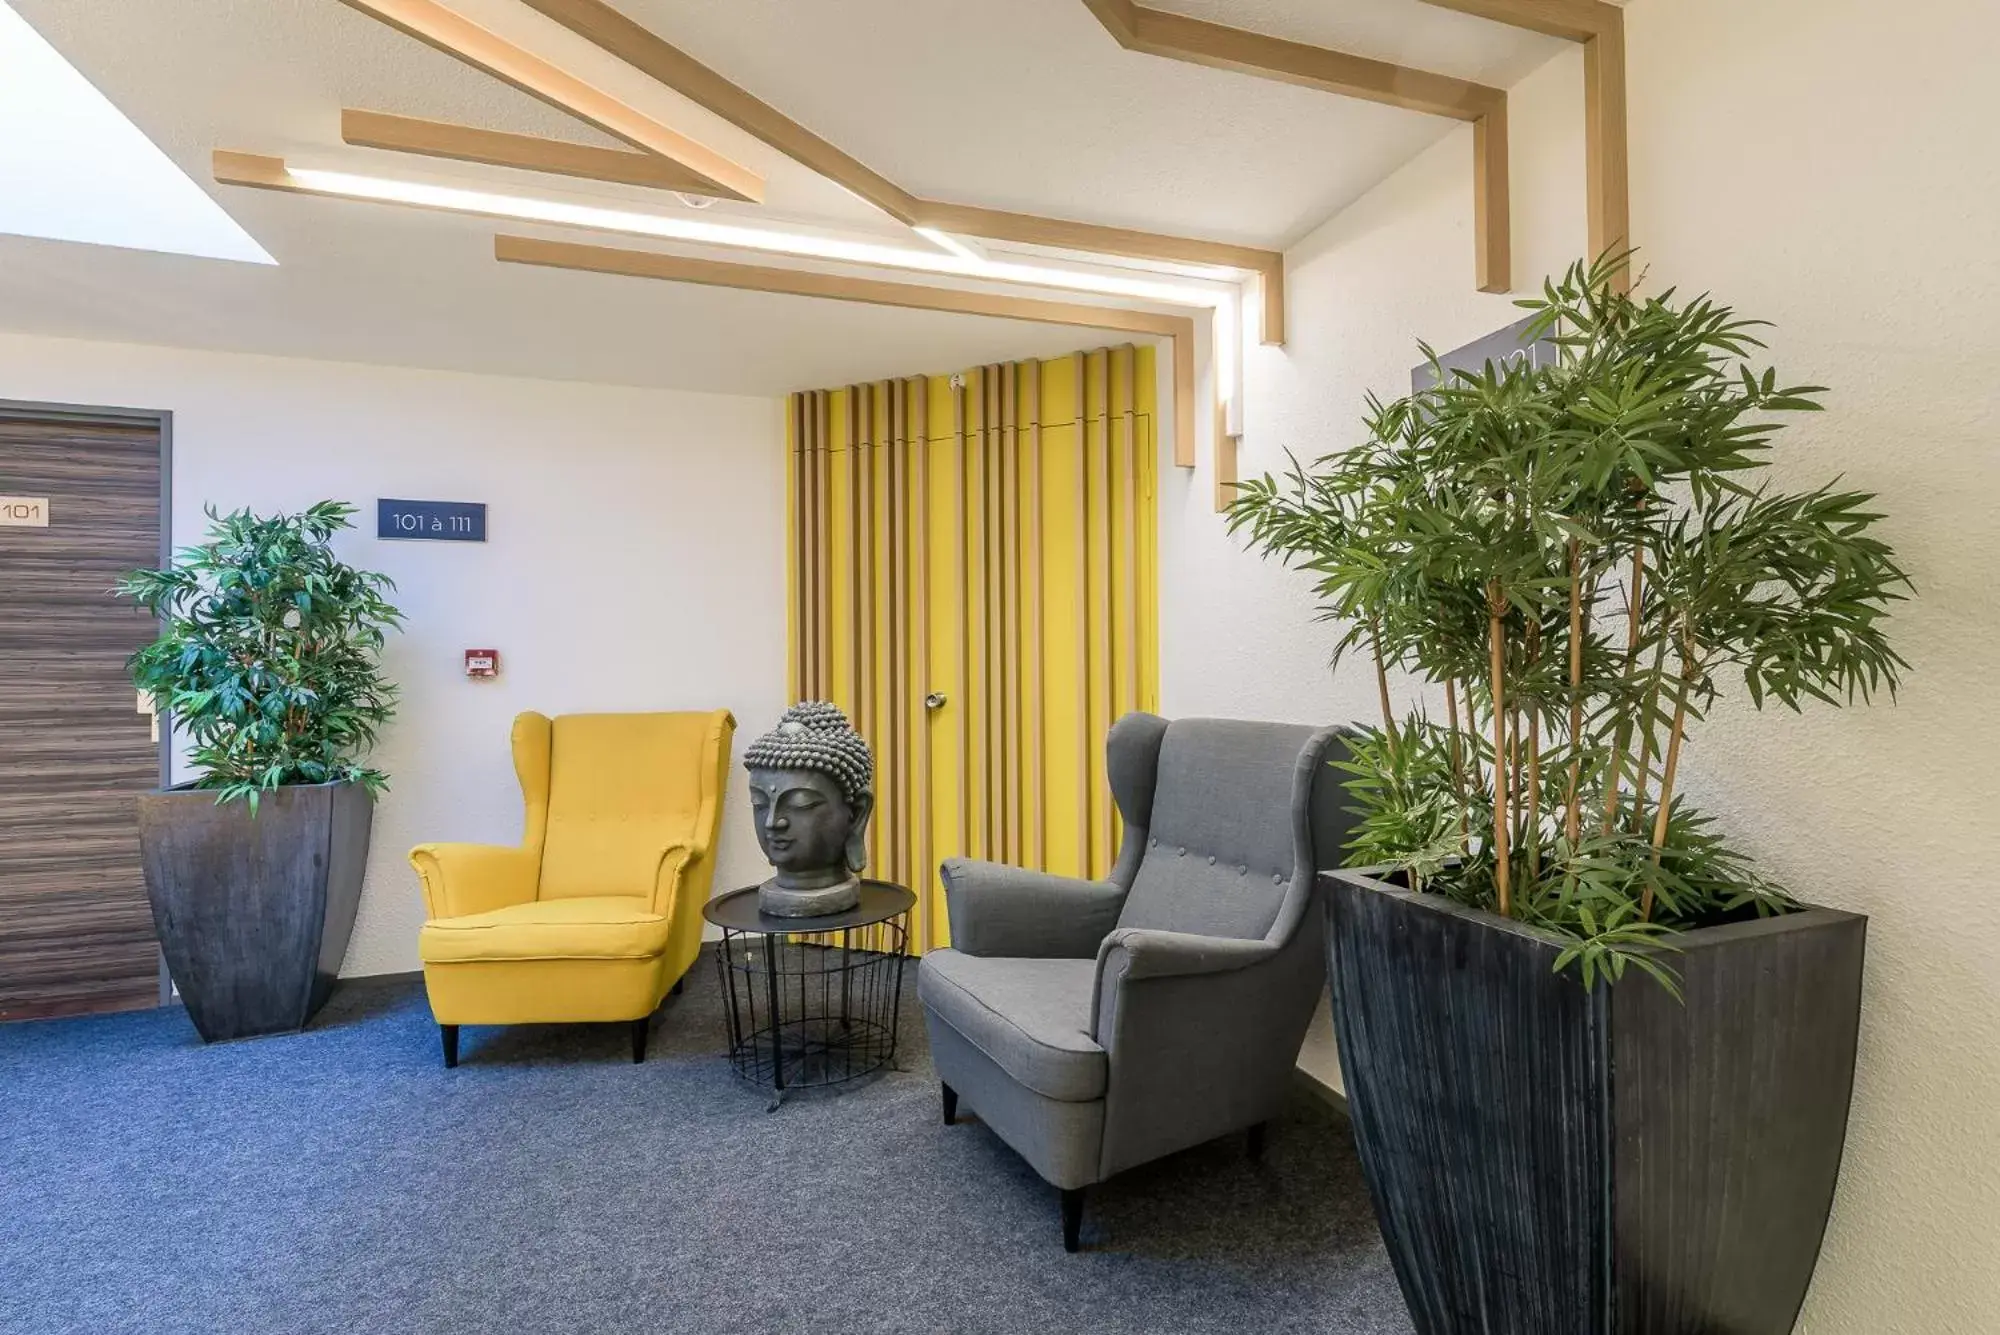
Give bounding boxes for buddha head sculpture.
[743,701,874,917]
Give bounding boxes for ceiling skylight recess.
[0,0,273,263]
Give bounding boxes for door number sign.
[0,496,49,526]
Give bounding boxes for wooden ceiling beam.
[1422,0,1629,284]
[510,0,917,222]
[1088,0,1504,121]
[333,0,764,203]
[1080,0,1511,294]
[1415,0,1620,44]
[908,201,1286,346]
[340,109,722,194]
[515,0,1287,343]
[493,234,1206,494]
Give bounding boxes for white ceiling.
[0,0,1561,397]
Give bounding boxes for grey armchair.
[918,712,1353,1251]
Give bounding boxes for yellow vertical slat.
[810,388,825,699]
[1115,346,1141,724]
[910,375,933,949]
[787,393,801,703]
[1023,359,1045,870]
[878,381,894,949]
[1071,351,1091,873]
[843,386,860,713]
[852,387,868,751]
[985,363,997,864]
[954,373,973,875]
[1000,360,1020,866]
[883,379,898,893]
[1087,349,1115,876]
[888,380,908,905]
[798,391,812,699]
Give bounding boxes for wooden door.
[0,408,165,1020]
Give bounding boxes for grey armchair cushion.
[1115,719,1325,940]
[918,953,1106,1102]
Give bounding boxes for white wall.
[1160,1,2000,1330]
[0,331,788,978]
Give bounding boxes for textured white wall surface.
[0,331,788,979]
[1161,0,2000,1330]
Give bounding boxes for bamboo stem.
[1643,634,1695,921]
[1600,540,1648,834]
[1459,677,1482,793]
[1444,678,1470,849]
[1563,539,1585,849]
[1371,620,1398,744]
[1526,708,1542,883]
[1631,634,1669,823]
[1487,583,1511,917]
[1510,705,1524,852]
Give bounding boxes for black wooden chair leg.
[671,977,685,997]
[1247,1120,1268,1163]
[440,1024,459,1069]
[1061,1187,1085,1253]
[941,1082,958,1126]
[631,1016,650,1064]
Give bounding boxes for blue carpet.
[0,954,1412,1334]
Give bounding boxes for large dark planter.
[1324,868,1865,1335]
[138,781,373,1041]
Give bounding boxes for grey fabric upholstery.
[927,1021,1107,1190]
[918,954,1105,1101]
[921,713,1356,1201]
[1117,719,1324,940]
[940,861,1126,959]
[1104,712,1168,888]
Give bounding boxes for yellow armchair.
[412,709,735,1067]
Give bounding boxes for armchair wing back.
[1112,718,1331,941]
[540,711,733,908]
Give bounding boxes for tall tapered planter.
[1325,868,1865,1335]
[138,781,373,1041]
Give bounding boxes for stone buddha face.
[747,767,872,890]
[742,701,875,917]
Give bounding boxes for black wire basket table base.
[704,882,913,1110]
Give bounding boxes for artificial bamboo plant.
[119,501,403,808]
[1229,254,1908,989]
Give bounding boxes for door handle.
[924,692,948,710]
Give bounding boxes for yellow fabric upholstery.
[411,709,735,1030]
[419,897,669,964]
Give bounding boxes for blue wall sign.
[377,498,486,542]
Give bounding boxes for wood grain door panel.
[0,412,164,1020]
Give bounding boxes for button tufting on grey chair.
[919,712,1355,1252]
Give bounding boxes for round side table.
[703,880,914,1110]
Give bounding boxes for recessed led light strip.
[214,153,1234,311]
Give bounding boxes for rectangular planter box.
[1324,868,1865,1335]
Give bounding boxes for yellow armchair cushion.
[419,896,669,964]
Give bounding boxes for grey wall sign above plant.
[1411,314,1559,392]
[377,498,485,542]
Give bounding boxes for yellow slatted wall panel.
[787,346,1158,953]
